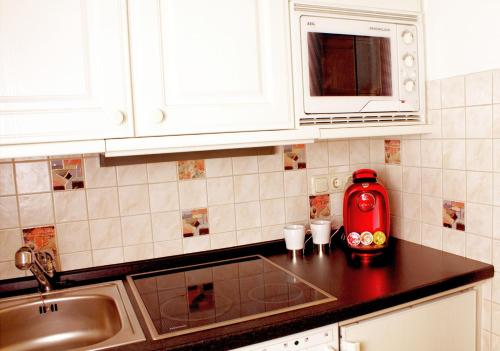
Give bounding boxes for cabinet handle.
[152,109,165,123]
[112,110,126,125]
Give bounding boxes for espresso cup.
[283,224,306,251]
[310,220,331,245]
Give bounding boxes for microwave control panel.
[397,24,419,112]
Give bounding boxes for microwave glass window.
[307,33,392,97]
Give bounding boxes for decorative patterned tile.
[384,140,401,164]
[443,200,465,231]
[309,194,331,220]
[22,226,60,270]
[284,144,306,170]
[178,160,205,180]
[182,208,209,237]
[51,158,85,191]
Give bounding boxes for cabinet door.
[340,290,477,351]
[129,0,293,137]
[0,0,133,144]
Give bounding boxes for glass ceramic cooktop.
[127,255,336,339]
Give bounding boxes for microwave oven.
[290,1,425,127]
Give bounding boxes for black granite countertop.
[0,238,494,351]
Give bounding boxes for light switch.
[313,176,329,194]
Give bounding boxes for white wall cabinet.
[128,0,294,137]
[0,0,133,145]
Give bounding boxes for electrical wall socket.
[310,172,352,195]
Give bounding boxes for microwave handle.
[341,340,361,351]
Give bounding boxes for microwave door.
[301,17,399,114]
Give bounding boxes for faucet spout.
[15,245,57,292]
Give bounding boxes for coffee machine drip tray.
[127,255,336,340]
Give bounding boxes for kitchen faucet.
[15,244,57,292]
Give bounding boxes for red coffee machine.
[343,169,390,254]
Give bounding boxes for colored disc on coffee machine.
[360,231,374,246]
[373,231,387,245]
[347,232,361,246]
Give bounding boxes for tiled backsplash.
[1,68,499,348]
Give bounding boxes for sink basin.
[0,281,145,351]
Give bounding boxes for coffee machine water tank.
[343,169,390,254]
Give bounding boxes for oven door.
[301,16,400,114]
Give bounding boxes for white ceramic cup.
[310,220,331,245]
[284,224,306,250]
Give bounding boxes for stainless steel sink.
[0,281,145,351]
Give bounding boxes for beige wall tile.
[151,211,181,242]
[262,225,284,241]
[92,247,123,266]
[466,140,493,172]
[18,193,53,227]
[306,142,328,168]
[494,140,500,172]
[466,71,493,106]
[54,190,88,222]
[427,80,441,110]
[402,219,421,244]
[421,168,443,197]
[259,172,284,200]
[56,221,90,254]
[467,203,493,237]
[0,163,15,196]
[403,193,421,221]
[466,233,492,264]
[420,140,442,168]
[493,240,500,272]
[284,170,307,197]
[210,231,237,250]
[15,161,50,193]
[154,239,183,258]
[443,170,466,201]
[284,196,308,223]
[260,198,285,227]
[384,165,402,191]
[328,141,349,166]
[441,108,466,139]
[124,243,154,262]
[467,171,493,204]
[421,224,442,250]
[0,229,21,262]
[421,196,442,226]
[401,140,420,167]
[443,140,465,170]
[369,139,385,164]
[206,177,234,205]
[494,207,500,240]
[235,201,261,230]
[146,162,177,183]
[329,192,343,217]
[494,70,500,104]
[258,149,284,173]
[232,156,258,175]
[0,261,25,280]
[349,139,370,164]
[495,174,500,207]
[237,227,262,245]
[205,158,232,178]
[466,105,493,138]
[86,187,119,219]
[402,167,421,194]
[234,174,259,203]
[121,214,152,246]
[178,179,207,209]
[441,76,465,108]
[118,185,150,216]
[422,109,442,140]
[148,182,179,212]
[60,251,92,271]
[208,204,235,234]
[116,164,147,186]
[0,196,19,229]
[183,235,210,254]
[442,228,466,256]
[494,105,500,138]
[84,157,116,188]
[387,190,402,217]
[89,218,122,250]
